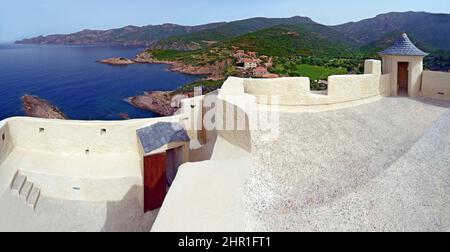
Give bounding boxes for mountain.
[16,16,316,48]
[332,12,450,50]
[359,31,431,55]
[16,12,450,53]
[225,23,356,57]
[153,16,317,50]
[15,23,225,46]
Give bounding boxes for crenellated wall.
[241,60,389,106]
[421,71,450,100]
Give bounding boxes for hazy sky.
[0,0,449,42]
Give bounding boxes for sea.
[0,44,199,120]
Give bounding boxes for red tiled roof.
[262,73,279,78]
[254,67,268,72]
[243,58,257,63]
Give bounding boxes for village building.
[234,52,248,59]
[247,51,257,57]
[261,73,279,78]
[253,66,269,77]
[242,58,258,69]
[264,62,273,68]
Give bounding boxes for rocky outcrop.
[22,95,68,119]
[97,57,136,65]
[117,113,131,120]
[128,91,179,116]
[135,51,230,80]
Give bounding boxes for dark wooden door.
[144,153,167,212]
[398,62,409,90]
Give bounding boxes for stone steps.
[10,171,41,210]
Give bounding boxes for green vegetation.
[155,16,316,50]
[174,79,225,94]
[226,24,356,58]
[148,17,449,92]
[296,64,347,80]
[424,50,450,72]
[270,56,361,79]
[148,47,233,66]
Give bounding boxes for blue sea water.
[0,44,199,120]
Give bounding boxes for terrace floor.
[0,186,158,232]
[0,147,155,231]
[154,96,450,231]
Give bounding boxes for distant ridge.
[15,23,225,46]
[332,11,450,50]
[16,12,450,52]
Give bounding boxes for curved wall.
[234,60,390,106]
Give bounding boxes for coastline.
[99,51,227,80]
[22,95,68,120]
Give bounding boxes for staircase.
[10,171,41,210]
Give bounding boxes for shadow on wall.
[189,94,252,162]
[190,129,218,162]
[101,185,158,232]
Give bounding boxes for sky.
[0,0,449,42]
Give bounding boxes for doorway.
[143,147,185,212]
[143,152,167,212]
[397,62,409,96]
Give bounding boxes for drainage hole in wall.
[101,129,107,135]
[438,92,445,95]
[1,133,5,141]
[39,128,45,133]
[85,149,90,155]
[72,187,81,191]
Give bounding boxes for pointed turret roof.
[379,33,428,57]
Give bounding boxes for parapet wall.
[421,71,450,101]
[236,60,390,106]
[0,116,182,201]
[5,116,180,156]
[0,122,13,167]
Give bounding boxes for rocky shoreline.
[21,51,223,120]
[135,51,229,80]
[22,95,68,119]
[97,57,136,65]
[98,51,228,80]
[127,89,197,116]
[127,91,178,116]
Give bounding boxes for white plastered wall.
[0,116,182,201]
[241,60,388,106]
[421,71,450,100]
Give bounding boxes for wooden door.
[398,62,409,91]
[144,153,167,212]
